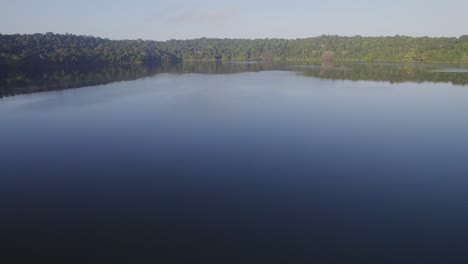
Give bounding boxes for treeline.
[0,33,176,70]
[160,35,468,62]
[1,33,468,70]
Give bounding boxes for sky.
[1,0,467,40]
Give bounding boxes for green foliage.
[153,35,468,63]
[0,33,176,69]
[1,33,468,70]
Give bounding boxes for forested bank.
[1,33,468,70]
[0,33,176,70]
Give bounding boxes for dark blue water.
[1,68,468,263]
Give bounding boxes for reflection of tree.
[0,65,164,98]
[298,63,468,85]
[180,61,273,75]
[1,62,467,98]
[0,62,275,98]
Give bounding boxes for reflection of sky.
[1,0,467,40]
[1,71,468,262]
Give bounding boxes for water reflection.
[1,65,468,263]
[297,62,468,85]
[1,61,468,98]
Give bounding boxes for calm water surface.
[1,63,468,263]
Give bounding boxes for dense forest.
[1,33,468,71]
[0,33,176,70]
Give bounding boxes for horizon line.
[1,31,467,42]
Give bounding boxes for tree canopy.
[1,33,468,70]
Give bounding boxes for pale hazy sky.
[1,0,467,40]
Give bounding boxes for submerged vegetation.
[1,33,468,71]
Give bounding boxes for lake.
[1,62,468,263]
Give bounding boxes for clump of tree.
[0,33,176,70]
[1,33,468,71]
[321,51,335,68]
